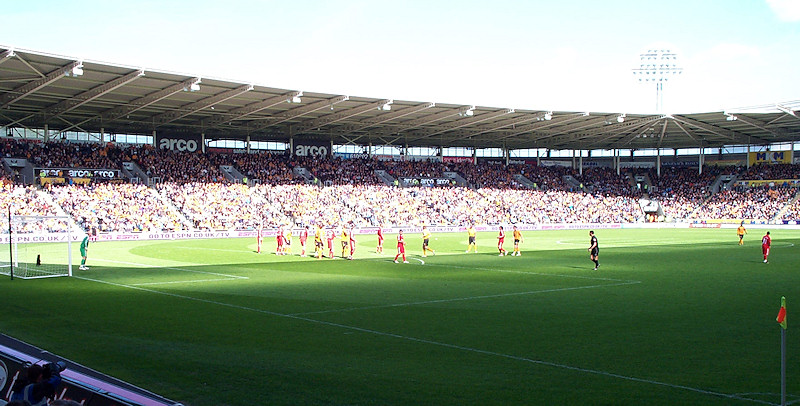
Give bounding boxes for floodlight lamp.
[379,100,393,111]
[724,112,738,121]
[617,114,626,123]
[71,64,84,77]
[543,112,552,121]
[190,83,201,92]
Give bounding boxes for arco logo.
[159,138,199,152]
[295,145,328,157]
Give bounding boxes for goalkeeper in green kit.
[79,233,90,270]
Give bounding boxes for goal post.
[1,214,75,279]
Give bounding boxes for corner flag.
[777,296,787,330]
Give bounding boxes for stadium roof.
[1,46,799,151]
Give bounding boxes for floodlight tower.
[632,49,683,113]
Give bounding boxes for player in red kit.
[394,230,408,263]
[327,226,336,259]
[300,225,309,257]
[497,226,507,256]
[256,225,263,253]
[762,231,771,263]
[376,227,384,254]
[275,225,285,255]
[348,224,357,259]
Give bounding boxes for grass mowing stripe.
[289,280,641,316]
[73,274,769,405]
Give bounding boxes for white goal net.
[1,215,74,279]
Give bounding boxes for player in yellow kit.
[421,225,436,257]
[465,224,477,253]
[314,224,324,259]
[737,221,747,245]
[340,226,350,258]
[512,225,523,256]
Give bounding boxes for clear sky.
[2,0,798,114]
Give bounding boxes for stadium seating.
[2,138,800,231]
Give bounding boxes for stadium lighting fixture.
[724,112,738,121]
[288,91,303,103]
[605,114,626,124]
[379,100,393,111]
[543,112,552,121]
[66,62,84,77]
[632,49,683,113]
[183,78,202,92]
[458,106,476,117]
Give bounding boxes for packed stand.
[0,182,71,233]
[158,182,292,230]
[0,138,119,169]
[51,183,191,232]
[651,167,720,219]
[692,187,796,220]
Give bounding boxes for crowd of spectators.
[0,182,69,233]
[651,167,720,219]
[692,187,797,220]
[6,137,800,232]
[51,183,191,232]
[1,138,119,169]
[740,163,800,181]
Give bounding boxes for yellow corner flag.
[777,296,787,330]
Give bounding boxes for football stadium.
[2,3,800,406]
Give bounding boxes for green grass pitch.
[2,228,799,406]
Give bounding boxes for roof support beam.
[494,113,588,141]
[406,109,515,143]
[42,69,145,119]
[249,95,349,131]
[340,102,436,134]
[671,120,701,143]
[394,105,474,131]
[204,91,302,128]
[724,113,789,138]
[775,104,799,121]
[295,99,391,132]
[150,84,254,127]
[0,60,81,109]
[0,49,15,67]
[447,111,552,143]
[671,115,758,144]
[98,77,202,124]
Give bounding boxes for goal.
[1,215,74,279]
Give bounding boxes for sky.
[1,0,799,115]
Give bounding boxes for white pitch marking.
[412,257,425,265]
[74,275,773,405]
[92,258,249,280]
[131,278,241,286]
[290,281,640,316]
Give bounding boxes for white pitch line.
[289,281,641,316]
[73,275,775,405]
[91,258,249,280]
[131,278,241,286]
